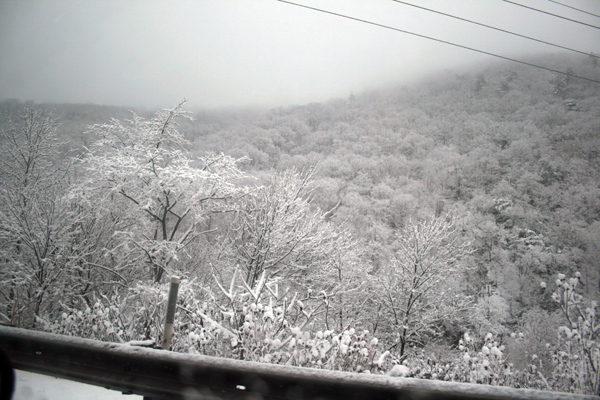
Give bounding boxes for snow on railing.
[0,326,595,400]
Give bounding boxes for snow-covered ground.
[13,370,142,400]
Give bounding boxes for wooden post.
[161,276,180,350]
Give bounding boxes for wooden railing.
[0,326,594,400]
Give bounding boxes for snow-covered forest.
[1,53,599,395]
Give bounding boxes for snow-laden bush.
[177,269,384,372]
[38,268,598,394]
[37,294,134,343]
[393,272,598,395]
[546,272,599,395]
[37,279,209,345]
[38,270,387,373]
[457,332,546,388]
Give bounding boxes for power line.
[391,0,599,59]
[545,0,600,19]
[276,0,600,85]
[502,0,600,29]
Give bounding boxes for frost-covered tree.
[82,101,245,282]
[549,272,600,395]
[226,167,345,289]
[374,214,473,357]
[0,105,100,327]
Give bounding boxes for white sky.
[1,0,599,109]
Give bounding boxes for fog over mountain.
[2,16,600,393]
[1,0,599,109]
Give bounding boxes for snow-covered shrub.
[386,332,547,387]
[459,333,523,386]
[37,294,133,343]
[37,269,599,394]
[505,308,560,377]
[37,279,210,346]
[408,272,599,395]
[179,269,384,372]
[398,353,458,380]
[545,272,599,395]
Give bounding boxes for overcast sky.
[1,0,599,110]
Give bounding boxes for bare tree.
[82,101,246,282]
[374,214,473,357]
[227,167,343,289]
[0,105,107,327]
